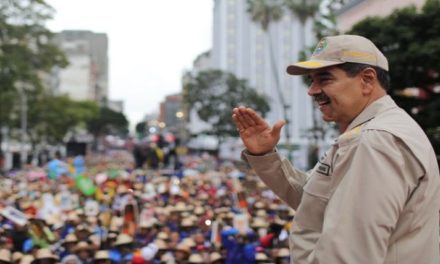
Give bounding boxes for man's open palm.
[232,107,285,155]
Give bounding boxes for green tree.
[247,0,292,145]
[348,0,440,160]
[28,95,99,144]
[135,121,148,139]
[184,70,270,141]
[87,107,129,138]
[0,0,67,142]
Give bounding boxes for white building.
[209,0,316,168]
[52,30,109,103]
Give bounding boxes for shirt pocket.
[294,172,332,232]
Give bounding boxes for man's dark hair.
[337,62,390,91]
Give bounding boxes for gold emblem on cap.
[297,61,323,67]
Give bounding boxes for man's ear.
[360,68,377,95]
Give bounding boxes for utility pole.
[16,82,28,167]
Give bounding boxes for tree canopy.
[184,70,270,139]
[348,0,440,159]
[87,106,129,138]
[28,96,99,144]
[0,0,69,147]
[0,0,131,148]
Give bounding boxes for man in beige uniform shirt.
[232,35,440,264]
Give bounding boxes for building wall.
[160,94,182,133]
[209,0,316,169]
[52,30,109,103]
[57,53,92,101]
[338,0,426,32]
[211,0,314,145]
[107,100,124,113]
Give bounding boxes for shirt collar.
[346,95,398,131]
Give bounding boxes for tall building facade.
[52,30,109,103]
[159,94,183,134]
[210,0,316,168]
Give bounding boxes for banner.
[1,206,28,226]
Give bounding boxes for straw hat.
[180,218,195,228]
[255,252,269,261]
[62,233,78,245]
[209,252,223,262]
[157,232,169,241]
[173,202,188,212]
[181,212,191,218]
[93,250,111,261]
[251,218,269,228]
[12,252,23,263]
[188,253,204,264]
[67,212,79,222]
[198,193,209,200]
[75,224,91,234]
[116,185,129,194]
[34,248,58,261]
[18,255,34,264]
[139,218,157,229]
[255,209,267,217]
[74,241,93,253]
[109,216,123,230]
[113,234,133,246]
[0,249,11,263]
[154,239,167,251]
[181,238,196,248]
[276,248,290,258]
[273,217,287,227]
[194,206,205,216]
[254,201,265,209]
[224,212,235,219]
[75,208,85,216]
[174,243,191,255]
[160,254,172,263]
[288,209,296,217]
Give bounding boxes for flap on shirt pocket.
[303,173,332,199]
[294,192,328,232]
[294,174,332,232]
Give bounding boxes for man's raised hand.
[232,106,285,155]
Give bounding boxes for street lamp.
[175,111,184,119]
[175,111,186,143]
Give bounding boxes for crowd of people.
[0,150,293,264]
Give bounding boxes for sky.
[45,0,213,126]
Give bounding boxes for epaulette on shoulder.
[339,123,365,141]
